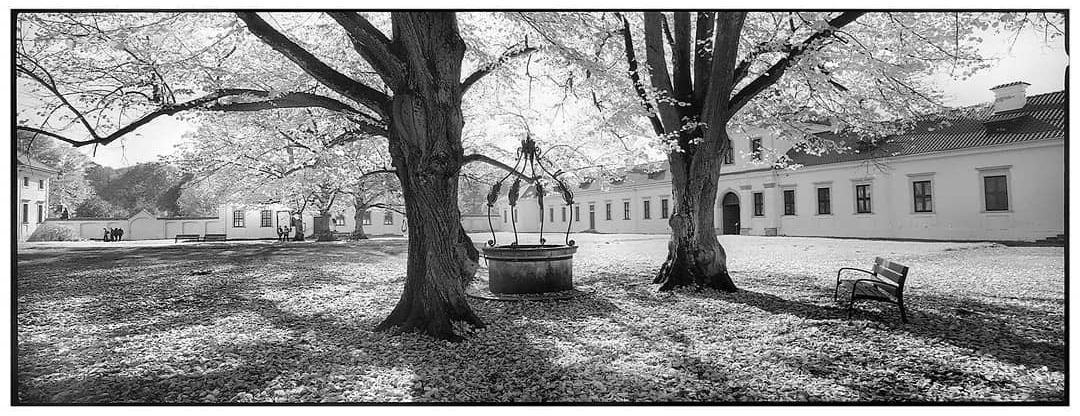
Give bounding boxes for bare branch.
[728,12,865,116]
[461,42,540,94]
[326,12,405,90]
[236,12,391,117]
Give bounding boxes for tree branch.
[326,12,405,91]
[461,153,537,183]
[236,12,391,117]
[615,12,665,136]
[461,42,540,94]
[643,12,683,134]
[727,11,865,115]
[18,88,373,147]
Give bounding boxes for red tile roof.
[786,90,1065,167]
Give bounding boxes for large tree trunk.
[352,202,369,239]
[655,129,737,292]
[313,209,336,241]
[374,13,483,341]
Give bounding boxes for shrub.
[26,223,82,242]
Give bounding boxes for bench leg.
[898,300,909,324]
[847,299,855,320]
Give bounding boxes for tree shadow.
[711,288,1064,373]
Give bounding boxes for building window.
[605,203,612,221]
[503,210,507,223]
[513,208,518,222]
[661,198,670,219]
[723,138,734,164]
[260,210,273,227]
[232,210,245,227]
[37,204,44,223]
[561,206,567,222]
[783,189,796,216]
[750,138,762,161]
[38,179,44,190]
[362,210,372,225]
[575,205,581,222]
[643,200,651,219]
[22,203,29,224]
[855,184,872,214]
[913,180,933,213]
[817,188,831,215]
[984,175,1009,211]
[333,213,346,226]
[549,207,554,222]
[623,201,631,220]
[23,177,29,187]
[753,192,764,216]
[384,212,394,225]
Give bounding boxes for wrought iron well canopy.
[485,134,575,247]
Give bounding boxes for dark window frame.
[22,203,29,224]
[362,210,372,225]
[38,179,44,190]
[661,198,669,219]
[983,175,1009,211]
[549,207,554,222]
[561,206,567,222]
[605,203,612,221]
[723,138,734,164]
[817,187,831,215]
[913,180,933,213]
[643,200,651,219]
[575,205,581,222]
[855,184,872,214]
[750,138,763,161]
[260,210,273,227]
[37,204,44,223]
[752,192,764,217]
[783,189,796,216]
[623,201,631,220]
[232,210,245,227]
[384,211,394,225]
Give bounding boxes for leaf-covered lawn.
[16,234,1064,403]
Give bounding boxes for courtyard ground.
[15,233,1065,403]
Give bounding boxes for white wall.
[17,168,51,241]
[724,140,1064,241]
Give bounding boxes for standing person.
[277,226,284,242]
[116,228,124,241]
[103,227,111,242]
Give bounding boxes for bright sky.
[20,15,1069,169]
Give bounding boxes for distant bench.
[834,256,911,323]
[174,234,201,243]
[202,234,227,242]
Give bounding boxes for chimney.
[989,81,1030,113]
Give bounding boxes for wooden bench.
[174,234,201,243]
[202,234,227,242]
[834,257,911,323]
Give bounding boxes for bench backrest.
[872,257,909,287]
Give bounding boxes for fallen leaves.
[15,235,1065,403]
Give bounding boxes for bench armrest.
[834,267,875,301]
[836,267,875,283]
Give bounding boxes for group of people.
[276,225,293,242]
[102,227,124,242]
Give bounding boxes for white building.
[16,153,58,241]
[43,203,409,241]
[507,82,1065,243]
